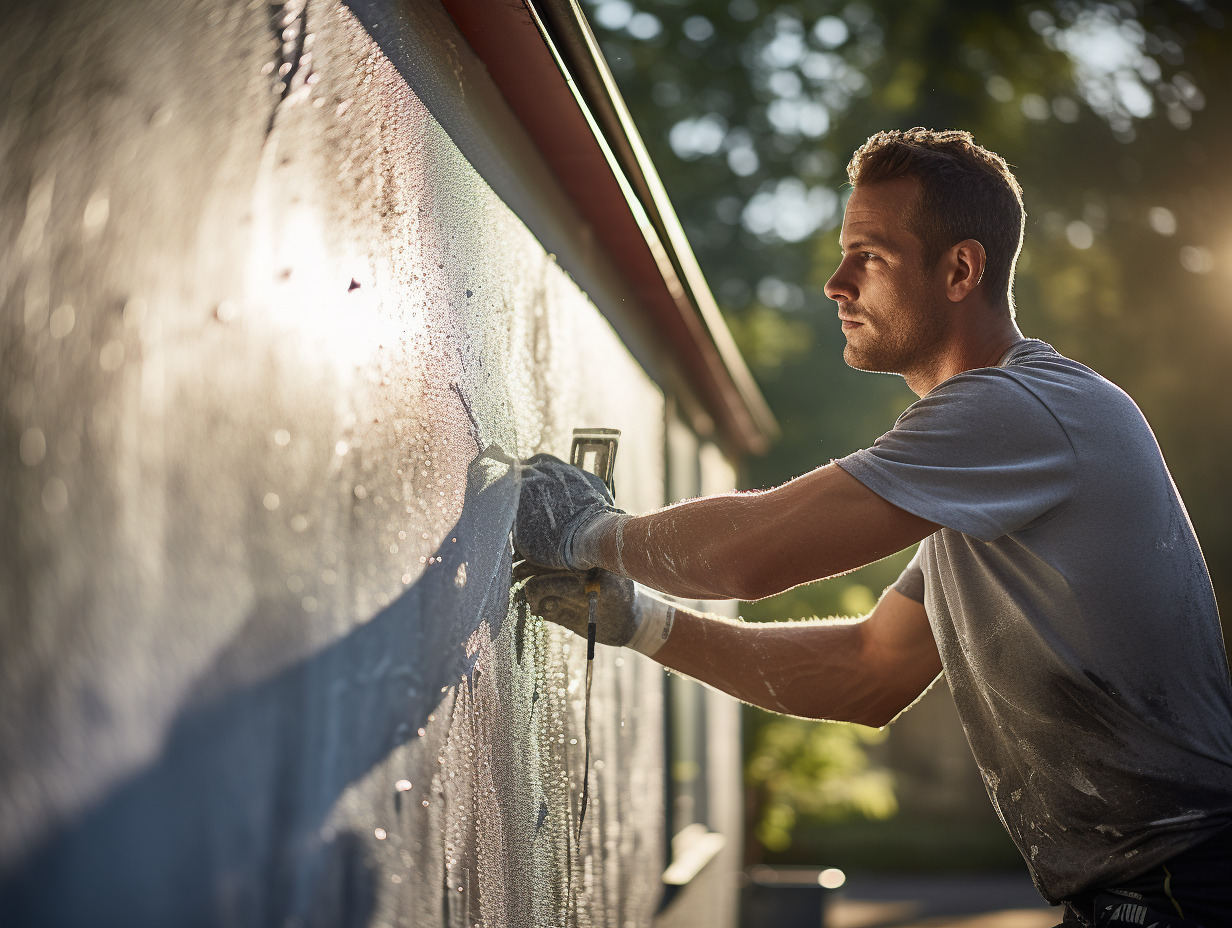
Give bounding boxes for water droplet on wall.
[82,191,109,236]
[122,299,147,328]
[49,304,75,339]
[99,341,125,371]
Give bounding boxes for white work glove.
[514,564,677,657]
[513,453,629,570]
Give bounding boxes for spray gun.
[568,427,620,838]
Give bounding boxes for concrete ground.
[826,873,1063,928]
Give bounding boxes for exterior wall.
[0,1,738,926]
[655,426,743,928]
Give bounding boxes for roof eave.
[439,0,778,456]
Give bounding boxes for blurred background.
[581,0,1231,883]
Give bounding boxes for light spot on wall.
[98,341,125,372]
[49,304,75,339]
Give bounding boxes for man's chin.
[843,343,894,375]
[843,343,872,371]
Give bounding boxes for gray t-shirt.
[837,339,1232,903]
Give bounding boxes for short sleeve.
[892,547,925,603]
[835,370,1076,542]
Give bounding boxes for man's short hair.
[847,128,1025,309]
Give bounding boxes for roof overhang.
[439,0,778,456]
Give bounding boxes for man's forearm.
[580,464,937,602]
[650,605,891,726]
[589,496,758,600]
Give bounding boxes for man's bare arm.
[654,587,940,728]
[597,463,938,601]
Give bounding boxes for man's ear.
[944,239,986,302]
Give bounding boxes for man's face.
[824,177,949,378]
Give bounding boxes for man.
[512,129,1232,925]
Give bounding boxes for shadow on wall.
[0,448,520,928]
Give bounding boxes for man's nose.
[824,262,855,303]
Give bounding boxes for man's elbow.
[857,705,901,730]
[796,699,901,730]
[723,560,800,602]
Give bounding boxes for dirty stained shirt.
[836,339,1232,904]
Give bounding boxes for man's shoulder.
[954,339,1100,387]
[928,339,1128,417]
[905,341,1069,427]
[1000,339,1104,382]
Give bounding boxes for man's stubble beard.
[842,295,949,379]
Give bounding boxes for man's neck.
[903,316,1024,397]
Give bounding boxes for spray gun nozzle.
[570,428,619,842]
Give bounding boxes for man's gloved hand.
[514,563,677,657]
[514,453,627,571]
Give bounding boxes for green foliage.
[744,708,896,852]
[722,303,812,375]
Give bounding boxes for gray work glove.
[514,563,677,656]
[513,453,626,570]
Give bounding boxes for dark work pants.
[1059,823,1232,927]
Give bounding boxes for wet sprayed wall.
[0,1,686,925]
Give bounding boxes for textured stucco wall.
[0,1,705,925]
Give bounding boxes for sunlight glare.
[247,145,411,380]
